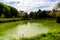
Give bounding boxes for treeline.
[0,2,19,18]
[20,9,51,19]
[0,2,60,19]
[19,9,60,20]
[19,2,60,20]
[29,10,51,19]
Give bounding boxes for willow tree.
[53,2,60,23]
[49,2,60,18]
[54,2,60,10]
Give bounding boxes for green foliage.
[29,10,51,19]
[22,12,28,19]
[29,11,35,18]
[49,10,56,18]
[0,2,19,18]
[49,2,60,19]
[9,6,19,17]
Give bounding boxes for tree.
[53,2,60,10]
[3,6,11,18]
[29,11,35,18]
[49,9,56,18]
[36,9,41,18]
[22,12,28,19]
[0,2,19,18]
[52,2,60,23]
[9,6,19,18]
[0,3,5,17]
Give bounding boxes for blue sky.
[0,0,59,12]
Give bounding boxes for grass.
[0,18,56,23]
[0,18,22,23]
[20,32,60,40]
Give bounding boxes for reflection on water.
[15,22,48,37]
[0,22,48,40]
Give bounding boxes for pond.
[0,20,60,40]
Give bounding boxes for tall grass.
[20,32,60,40]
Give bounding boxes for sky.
[0,0,59,12]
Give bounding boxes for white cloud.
[0,0,59,12]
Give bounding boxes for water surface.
[0,20,60,40]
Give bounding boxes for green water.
[0,20,60,40]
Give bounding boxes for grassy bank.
[0,18,56,23]
[20,32,60,40]
[0,18,22,23]
[0,18,31,23]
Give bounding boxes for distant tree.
[9,6,19,18]
[0,2,19,18]
[46,11,51,18]
[53,2,60,10]
[29,11,35,18]
[29,9,51,19]
[52,2,60,23]
[3,6,11,18]
[37,9,41,13]
[0,3,4,17]
[23,12,28,18]
[49,9,56,18]
[36,9,41,18]
[34,9,50,18]
[34,12,38,18]
[18,11,25,18]
[21,12,29,20]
